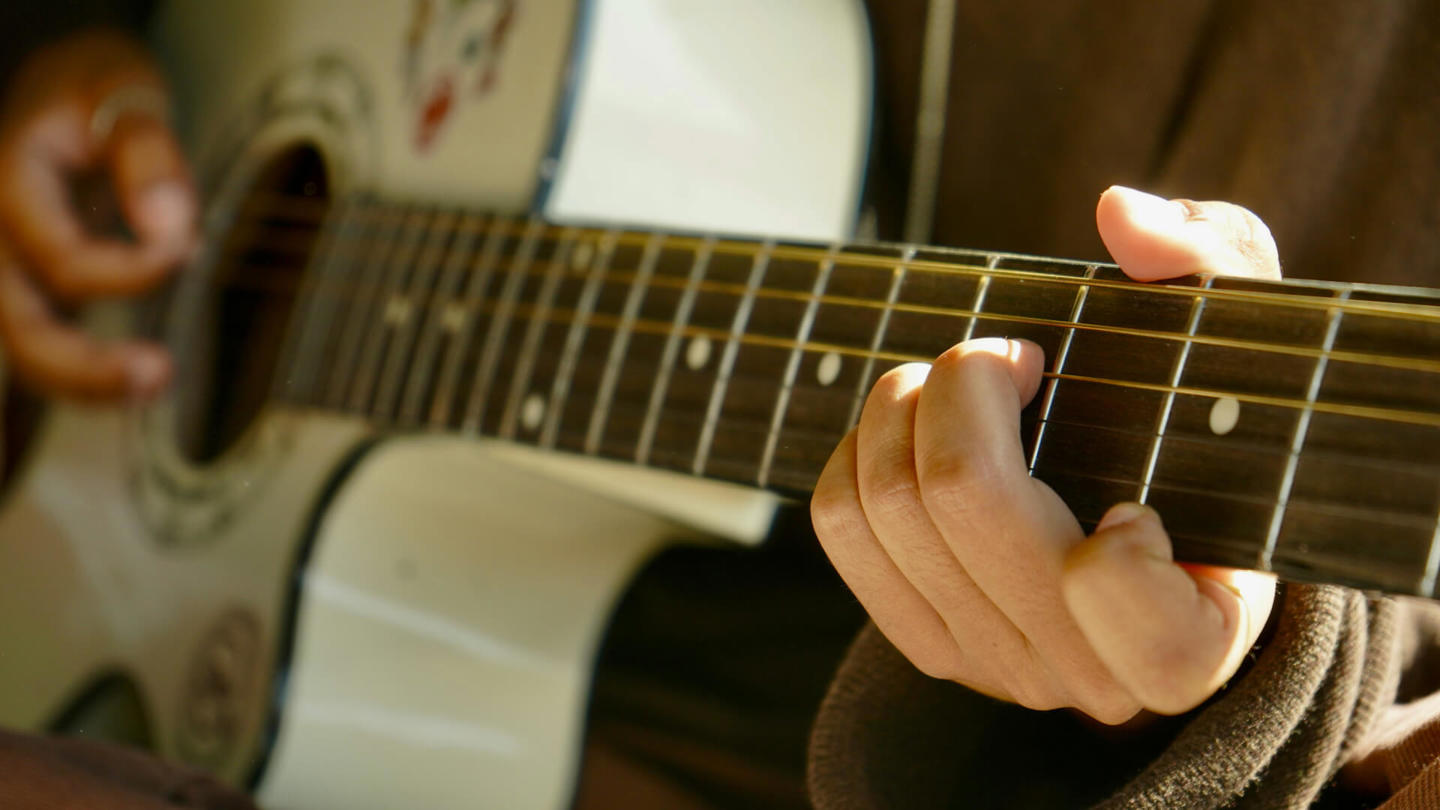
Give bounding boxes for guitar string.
[218,231,1440,384]
[310,381,1440,540]
[326,296,1440,428]
[222,194,1440,326]
[295,253,1440,376]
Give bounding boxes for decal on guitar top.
[403,0,519,152]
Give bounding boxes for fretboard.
[274,195,1440,598]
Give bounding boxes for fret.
[1028,266,1098,473]
[397,212,488,427]
[638,248,754,471]
[761,248,904,489]
[693,241,773,476]
[757,247,838,488]
[1425,513,1440,597]
[539,230,619,448]
[278,195,358,405]
[583,232,663,455]
[1262,289,1350,569]
[427,215,511,427]
[1137,277,1212,502]
[373,209,458,423]
[497,228,580,440]
[845,248,911,433]
[1030,277,1197,538]
[635,237,713,465]
[461,218,545,433]
[963,273,992,342]
[323,202,406,410]
[345,208,432,414]
[550,237,652,453]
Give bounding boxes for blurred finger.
[0,251,170,401]
[107,111,197,253]
[1096,185,1281,281]
[0,141,180,300]
[1062,502,1278,715]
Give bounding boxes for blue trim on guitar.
[531,0,598,215]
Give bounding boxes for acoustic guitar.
[1,2,1436,809]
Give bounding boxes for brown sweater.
[810,1,1440,807]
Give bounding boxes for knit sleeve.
[807,585,1440,809]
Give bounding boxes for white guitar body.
[0,2,871,808]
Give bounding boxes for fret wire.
[1138,277,1213,504]
[346,208,433,413]
[694,240,774,475]
[462,217,545,433]
[429,296,1440,431]
[324,204,407,410]
[758,246,838,488]
[277,195,356,404]
[1423,504,1440,597]
[344,206,429,409]
[399,211,487,425]
[540,230,619,449]
[498,228,580,440]
[230,232,1440,377]
[635,236,715,465]
[1262,288,1350,569]
[960,255,999,342]
[1029,265,1097,474]
[1032,461,1437,532]
[235,211,1440,325]
[584,232,664,455]
[846,248,913,432]
[427,214,511,426]
[373,209,458,421]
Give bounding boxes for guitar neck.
[273,194,1440,598]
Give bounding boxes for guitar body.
[0,2,872,808]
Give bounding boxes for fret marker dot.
[1209,396,1240,436]
[686,335,712,370]
[441,303,468,332]
[383,297,412,326]
[816,351,842,386]
[521,393,546,432]
[571,241,594,272]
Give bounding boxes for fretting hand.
[811,186,1282,723]
[0,30,196,402]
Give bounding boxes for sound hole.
[176,145,329,464]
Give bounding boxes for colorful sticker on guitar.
[403,0,519,153]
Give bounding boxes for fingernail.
[1096,502,1154,533]
[127,351,170,399]
[138,182,193,241]
[1105,185,1188,232]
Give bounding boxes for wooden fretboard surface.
[263,195,1440,598]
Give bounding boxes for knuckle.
[916,448,1012,520]
[861,473,923,523]
[1005,676,1065,713]
[908,647,967,683]
[1126,645,1215,715]
[1078,693,1145,726]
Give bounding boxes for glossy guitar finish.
[0,1,871,808]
